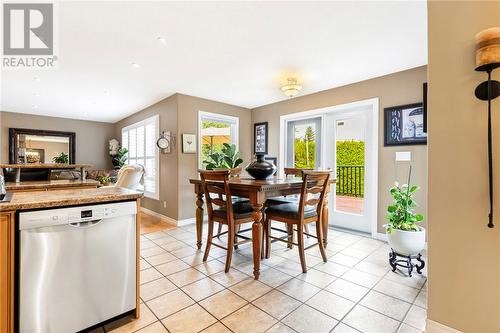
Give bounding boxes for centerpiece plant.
[203,143,243,170]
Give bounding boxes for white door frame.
[279,98,379,238]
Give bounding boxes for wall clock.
[156,131,173,153]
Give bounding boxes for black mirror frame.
[9,128,76,164]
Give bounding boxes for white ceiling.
[1,1,428,123]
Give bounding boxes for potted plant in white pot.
[385,176,425,257]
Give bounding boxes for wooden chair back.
[199,169,233,222]
[284,167,312,177]
[298,170,331,221]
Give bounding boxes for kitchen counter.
[0,187,143,212]
[1,163,93,182]
[0,163,93,169]
[5,179,100,191]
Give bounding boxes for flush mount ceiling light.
[157,36,166,44]
[281,78,302,98]
[131,62,140,68]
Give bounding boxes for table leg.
[252,204,263,280]
[322,198,329,247]
[81,167,86,181]
[15,169,21,183]
[196,193,204,250]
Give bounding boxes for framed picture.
[254,122,268,154]
[182,134,196,153]
[384,103,427,146]
[264,156,277,176]
[423,82,428,133]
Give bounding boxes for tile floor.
[101,214,427,333]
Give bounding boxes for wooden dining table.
[189,177,336,280]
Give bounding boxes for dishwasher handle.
[69,220,103,228]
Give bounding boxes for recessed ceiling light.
[33,92,40,97]
[33,76,40,81]
[32,104,38,109]
[131,62,140,68]
[157,37,166,44]
[104,90,109,95]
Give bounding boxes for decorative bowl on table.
[245,154,276,180]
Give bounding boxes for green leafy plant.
[203,143,243,170]
[97,175,112,185]
[52,152,69,164]
[386,167,424,233]
[112,148,128,168]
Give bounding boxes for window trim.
[121,114,160,200]
[198,111,239,169]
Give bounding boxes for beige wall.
[176,94,252,220]
[0,111,115,169]
[252,66,428,233]
[427,2,500,332]
[114,94,179,219]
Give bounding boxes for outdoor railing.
[336,165,364,197]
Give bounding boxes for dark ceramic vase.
[246,154,276,180]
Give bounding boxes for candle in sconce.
[475,27,500,71]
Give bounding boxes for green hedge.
[336,141,364,197]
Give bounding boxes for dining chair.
[264,170,331,273]
[266,167,313,247]
[216,167,249,240]
[199,169,254,272]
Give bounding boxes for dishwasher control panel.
[19,201,137,230]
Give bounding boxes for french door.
[325,111,371,233]
[281,99,378,236]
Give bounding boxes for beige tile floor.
[100,218,427,333]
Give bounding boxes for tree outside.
[294,125,316,168]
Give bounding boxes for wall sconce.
[475,27,500,228]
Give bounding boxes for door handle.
[69,220,103,228]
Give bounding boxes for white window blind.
[121,115,159,199]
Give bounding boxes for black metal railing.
[336,165,364,197]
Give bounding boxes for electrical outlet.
[163,201,167,208]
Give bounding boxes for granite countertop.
[0,187,143,212]
[0,163,92,169]
[5,179,100,190]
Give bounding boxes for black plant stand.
[389,249,425,277]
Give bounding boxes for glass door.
[285,117,322,168]
[325,111,371,233]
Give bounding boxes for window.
[121,115,159,199]
[286,117,322,168]
[198,111,238,168]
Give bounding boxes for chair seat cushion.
[232,196,250,204]
[266,196,298,206]
[266,203,317,219]
[213,201,253,219]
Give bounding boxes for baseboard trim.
[426,319,463,333]
[374,232,388,241]
[140,207,177,226]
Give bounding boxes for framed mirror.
[9,128,76,164]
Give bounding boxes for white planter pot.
[387,227,426,256]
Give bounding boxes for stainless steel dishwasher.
[19,201,137,333]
